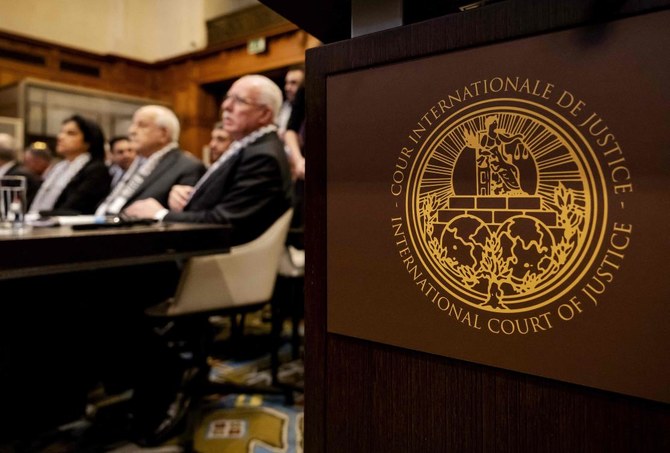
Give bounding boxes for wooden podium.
[262,0,670,451]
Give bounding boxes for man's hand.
[123,198,164,218]
[168,184,194,212]
[292,155,305,181]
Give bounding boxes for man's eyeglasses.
[223,93,265,108]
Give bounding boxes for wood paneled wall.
[0,27,317,157]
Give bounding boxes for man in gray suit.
[95,105,205,216]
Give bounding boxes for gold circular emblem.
[404,98,608,313]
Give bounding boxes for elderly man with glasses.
[125,74,292,246]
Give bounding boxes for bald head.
[128,105,180,156]
[221,75,283,140]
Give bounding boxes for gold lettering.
[558,302,576,320]
[462,85,474,101]
[448,303,462,319]
[506,76,520,92]
[611,166,631,183]
[515,318,529,334]
[412,124,426,139]
[447,92,462,106]
[581,286,598,305]
[531,79,542,97]
[470,80,482,96]
[596,133,616,147]
[408,263,422,280]
[596,265,614,283]
[602,141,623,157]
[487,313,552,334]
[570,100,586,118]
[391,219,403,236]
[556,90,575,109]
[538,312,553,329]
[614,184,633,194]
[400,147,414,159]
[425,282,437,299]
[489,77,503,92]
[488,318,500,333]
[500,319,515,335]
[612,223,632,247]
[461,311,482,329]
[577,111,597,127]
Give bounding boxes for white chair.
[138,209,294,447]
[144,209,294,397]
[147,208,293,317]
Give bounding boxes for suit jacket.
[165,132,292,246]
[54,159,111,214]
[5,163,42,207]
[123,148,205,210]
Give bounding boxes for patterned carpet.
[188,393,303,453]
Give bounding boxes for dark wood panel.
[327,335,669,452]
[259,0,351,43]
[305,0,670,451]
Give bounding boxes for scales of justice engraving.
[408,102,602,313]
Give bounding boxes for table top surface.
[0,222,231,280]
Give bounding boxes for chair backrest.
[165,208,293,315]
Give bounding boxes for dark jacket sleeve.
[164,150,291,244]
[56,160,112,214]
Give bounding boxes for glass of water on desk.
[0,175,29,232]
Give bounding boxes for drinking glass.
[0,175,28,231]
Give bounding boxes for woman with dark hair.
[29,114,111,214]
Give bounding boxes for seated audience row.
[6,74,294,447]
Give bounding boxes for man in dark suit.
[125,75,292,245]
[95,105,205,216]
[0,133,41,206]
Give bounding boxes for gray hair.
[138,105,180,142]
[0,133,16,161]
[240,74,283,123]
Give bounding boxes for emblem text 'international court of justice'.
[391,77,633,336]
